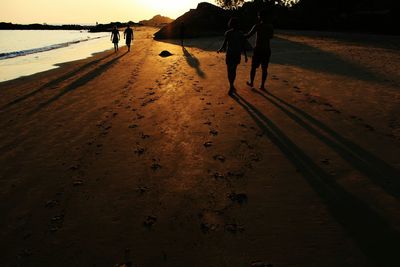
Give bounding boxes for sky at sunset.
[1,0,215,24]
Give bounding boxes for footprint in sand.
[240,140,254,149]
[212,172,225,180]
[137,186,150,194]
[251,261,274,267]
[248,153,261,162]
[134,146,146,156]
[115,262,133,267]
[225,223,245,234]
[143,216,157,228]
[204,141,213,148]
[364,124,375,131]
[50,214,64,232]
[73,180,84,187]
[140,133,150,139]
[210,129,219,136]
[151,161,162,171]
[228,192,248,205]
[321,159,330,165]
[213,155,226,162]
[45,200,59,208]
[227,171,245,179]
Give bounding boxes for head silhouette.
[258,9,270,23]
[228,17,239,30]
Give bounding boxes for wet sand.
[1,27,400,267]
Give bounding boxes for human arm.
[217,38,227,53]
[218,32,228,53]
[245,25,257,39]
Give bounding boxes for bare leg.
[227,64,238,94]
[260,65,268,90]
[247,66,256,87]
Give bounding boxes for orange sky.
[1,0,215,24]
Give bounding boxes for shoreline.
[0,48,114,87]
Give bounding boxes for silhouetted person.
[124,24,134,52]
[218,17,248,95]
[180,23,186,47]
[245,10,273,91]
[111,26,120,52]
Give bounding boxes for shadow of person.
[182,47,206,78]
[251,89,400,199]
[31,51,128,113]
[230,92,400,267]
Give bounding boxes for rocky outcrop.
[154,2,230,39]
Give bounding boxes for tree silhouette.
[215,0,245,9]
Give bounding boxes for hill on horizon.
[139,15,174,28]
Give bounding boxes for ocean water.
[0,30,118,82]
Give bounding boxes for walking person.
[218,17,248,95]
[124,24,134,52]
[111,26,120,53]
[245,9,274,91]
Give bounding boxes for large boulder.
[154,2,230,39]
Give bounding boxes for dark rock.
[159,51,173,57]
[154,3,230,39]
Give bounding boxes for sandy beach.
[1,26,400,267]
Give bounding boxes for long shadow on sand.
[182,47,206,78]
[1,52,115,111]
[31,52,127,113]
[251,89,400,199]
[159,35,393,84]
[231,92,400,266]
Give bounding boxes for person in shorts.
[124,24,134,52]
[218,17,248,95]
[245,10,274,91]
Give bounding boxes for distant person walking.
[111,26,120,53]
[245,10,273,91]
[218,17,248,95]
[124,24,134,52]
[180,22,186,47]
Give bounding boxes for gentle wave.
[0,36,104,60]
